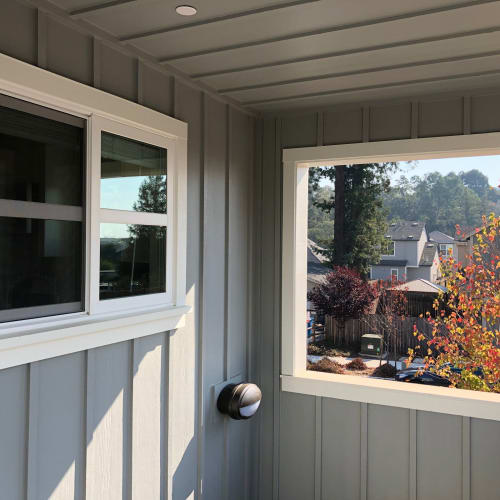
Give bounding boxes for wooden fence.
[325,315,433,356]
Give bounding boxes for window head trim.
[281,133,500,420]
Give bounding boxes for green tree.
[309,163,397,276]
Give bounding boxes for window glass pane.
[0,217,83,321]
[0,104,83,206]
[100,223,166,300]
[101,132,167,213]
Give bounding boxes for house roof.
[307,240,330,285]
[372,259,407,267]
[386,221,425,241]
[429,230,455,244]
[419,243,438,266]
[391,279,446,294]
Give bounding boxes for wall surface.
[0,2,256,499]
[256,93,500,499]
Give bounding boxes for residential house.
[429,230,458,259]
[370,221,440,283]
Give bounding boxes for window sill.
[281,371,500,421]
[0,304,190,369]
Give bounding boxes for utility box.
[360,334,383,357]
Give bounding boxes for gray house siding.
[0,2,256,499]
[257,95,500,499]
[370,265,406,281]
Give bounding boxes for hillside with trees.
[309,166,500,264]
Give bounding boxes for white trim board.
[281,133,500,419]
[282,372,500,421]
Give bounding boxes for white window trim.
[0,53,188,368]
[282,133,500,421]
[391,268,399,281]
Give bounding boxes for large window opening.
[305,157,499,394]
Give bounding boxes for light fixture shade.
[217,383,262,420]
[176,5,197,16]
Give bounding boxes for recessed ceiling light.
[176,5,197,16]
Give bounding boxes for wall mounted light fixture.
[217,383,262,420]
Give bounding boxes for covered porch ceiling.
[40,0,500,112]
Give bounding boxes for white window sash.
[88,115,176,315]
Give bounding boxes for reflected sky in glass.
[101,132,167,213]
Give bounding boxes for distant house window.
[439,243,453,256]
[369,266,373,279]
[0,97,85,323]
[382,240,395,256]
[391,269,398,281]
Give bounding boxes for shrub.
[308,358,345,374]
[372,363,397,378]
[346,357,368,371]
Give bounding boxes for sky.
[318,155,500,188]
[395,155,500,187]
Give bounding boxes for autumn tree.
[308,266,378,338]
[409,214,500,393]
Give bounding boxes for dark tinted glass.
[100,223,166,300]
[101,132,167,213]
[0,105,83,206]
[0,217,83,319]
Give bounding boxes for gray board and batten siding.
[256,98,500,499]
[0,2,256,500]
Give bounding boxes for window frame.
[89,115,175,314]
[0,53,188,368]
[282,133,500,420]
[381,239,396,256]
[391,268,399,281]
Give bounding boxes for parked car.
[395,368,451,387]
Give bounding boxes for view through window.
[306,157,500,393]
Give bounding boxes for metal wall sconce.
[217,383,262,420]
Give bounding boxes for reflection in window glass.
[0,104,83,206]
[0,217,83,321]
[100,223,166,300]
[101,132,167,213]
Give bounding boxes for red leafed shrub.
[346,357,368,371]
[307,266,378,321]
[308,358,345,374]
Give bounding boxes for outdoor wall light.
[217,383,262,420]
[175,5,197,16]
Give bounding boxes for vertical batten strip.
[222,104,231,500]
[409,409,417,500]
[93,38,101,89]
[314,397,323,500]
[137,61,144,105]
[317,111,324,147]
[26,363,40,500]
[463,96,472,135]
[36,10,47,69]
[362,106,370,143]
[273,117,282,500]
[411,102,419,139]
[360,403,368,500]
[196,92,207,499]
[161,332,169,500]
[462,416,471,500]
[224,105,231,382]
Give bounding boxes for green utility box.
[360,334,383,357]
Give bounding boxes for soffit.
[46,0,500,112]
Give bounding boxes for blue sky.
[395,155,500,187]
